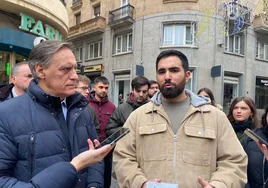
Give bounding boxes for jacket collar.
[28,80,88,112]
[146,89,211,114]
[89,91,109,104]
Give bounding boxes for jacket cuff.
[132,175,148,188]
[209,181,227,188]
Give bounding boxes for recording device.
[147,182,178,188]
[95,127,130,149]
[244,128,268,147]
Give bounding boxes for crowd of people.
[0,40,268,188]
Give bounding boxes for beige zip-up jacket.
[113,90,247,188]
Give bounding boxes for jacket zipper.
[30,133,35,178]
[172,135,177,183]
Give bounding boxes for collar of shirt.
[11,87,18,98]
[61,99,67,120]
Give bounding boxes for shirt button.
[151,128,154,132]
[198,131,203,135]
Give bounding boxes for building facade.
[0,0,68,84]
[66,0,268,112]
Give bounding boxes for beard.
[159,79,186,99]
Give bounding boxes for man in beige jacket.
[113,50,247,188]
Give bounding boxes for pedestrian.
[0,61,32,102]
[106,76,150,137]
[75,74,100,137]
[148,80,159,98]
[242,105,268,187]
[197,87,222,110]
[0,40,113,187]
[227,96,261,142]
[88,76,116,188]
[113,49,247,188]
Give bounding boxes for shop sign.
[19,13,63,41]
[83,64,103,73]
[256,78,268,87]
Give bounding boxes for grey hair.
[28,40,73,81]
[11,61,29,76]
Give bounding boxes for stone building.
[0,0,68,84]
[66,0,268,112]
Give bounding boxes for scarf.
[232,118,253,133]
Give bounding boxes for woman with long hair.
[242,106,268,187]
[227,96,261,142]
[197,87,222,110]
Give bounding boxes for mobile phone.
[95,127,130,149]
[244,128,268,147]
[147,181,178,188]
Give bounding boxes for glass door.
[223,76,239,114]
[114,74,130,106]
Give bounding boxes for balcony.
[253,13,268,34]
[226,2,251,25]
[71,0,82,10]
[109,4,134,28]
[67,16,106,40]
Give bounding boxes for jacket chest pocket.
[139,123,168,161]
[182,126,216,166]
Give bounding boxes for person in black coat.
[0,40,112,188]
[242,105,268,188]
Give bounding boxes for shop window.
[75,13,81,25]
[256,42,268,61]
[114,33,132,54]
[0,51,10,85]
[74,47,83,62]
[93,5,100,17]
[225,34,244,55]
[86,41,102,60]
[255,78,268,109]
[163,23,196,46]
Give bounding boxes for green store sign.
[19,13,63,41]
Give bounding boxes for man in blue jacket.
[0,40,112,188]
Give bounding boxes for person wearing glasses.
[75,74,101,137]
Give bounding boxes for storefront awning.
[0,28,35,57]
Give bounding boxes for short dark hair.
[94,76,109,85]
[156,50,189,72]
[149,80,158,86]
[131,76,150,90]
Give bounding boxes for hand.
[71,139,114,172]
[141,178,161,188]
[256,142,268,160]
[198,176,214,188]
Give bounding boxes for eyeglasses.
[76,87,90,91]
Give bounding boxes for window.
[256,42,268,61]
[75,13,81,25]
[163,23,196,46]
[94,5,100,17]
[115,33,132,54]
[75,47,83,62]
[86,41,102,60]
[225,34,244,55]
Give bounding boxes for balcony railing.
[109,4,134,27]
[68,16,106,39]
